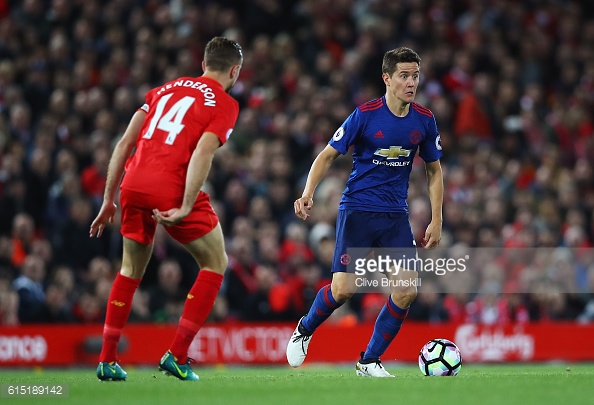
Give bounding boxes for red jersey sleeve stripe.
[412,105,433,117]
[412,103,433,116]
[412,102,430,111]
[359,99,384,112]
[359,99,383,108]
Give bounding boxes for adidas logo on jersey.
[373,130,385,138]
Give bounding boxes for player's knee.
[331,284,354,303]
[392,287,417,308]
[205,251,227,275]
[219,252,229,273]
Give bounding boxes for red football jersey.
[121,76,239,197]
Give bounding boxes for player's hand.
[90,202,117,238]
[422,221,442,249]
[294,196,313,220]
[152,207,190,226]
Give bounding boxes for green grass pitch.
[1,363,593,405]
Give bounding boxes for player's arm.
[152,132,220,226]
[294,144,340,220]
[423,159,443,249]
[90,110,146,237]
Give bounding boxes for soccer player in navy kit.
[286,47,443,377]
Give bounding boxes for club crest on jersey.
[340,253,351,265]
[409,130,422,144]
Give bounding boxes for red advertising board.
[0,322,593,366]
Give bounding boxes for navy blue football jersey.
[329,97,442,212]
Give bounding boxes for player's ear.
[230,64,241,79]
[202,60,206,73]
[382,72,391,86]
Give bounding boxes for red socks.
[99,270,223,364]
[99,273,141,363]
[170,270,223,363]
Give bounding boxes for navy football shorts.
[331,209,417,273]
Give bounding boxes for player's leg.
[357,212,417,377]
[286,272,355,367]
[98,237,153,381]
[159,200,225,381]
[301,272,355,333]
[97,188,157,381]
[167,223,226,361]
[287,209,374,367]
[356,268,417,377]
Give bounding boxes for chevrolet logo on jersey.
[374,146,411,159]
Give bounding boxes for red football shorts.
[119,188,219,245]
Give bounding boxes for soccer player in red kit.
[90,37,243,381]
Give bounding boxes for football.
[418,338,462,376]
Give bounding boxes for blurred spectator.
[0,268,19,325]
[577,265,594,323]
[443,292,477,324]
[72,289,102,323]
[225,236,258,318]
[242,264,293,321]
[10,213,36,267]
[408,281,449,323]
[48,264,75,302]
[278,221,315,269]
[80,147,108,207]
[12,254,45,322]
[51,197,102,270]
[38,283,73,323]
[147,259,186,320]
[23,147,52,228]
[288,262,325,315]
[453,72,496,141]
[128,289,151,323]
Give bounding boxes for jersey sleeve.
[328,109,363,154]
[141,88,156,113]
[418,115,442,162]
[204,99,239,145]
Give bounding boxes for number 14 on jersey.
[143,94,196,145]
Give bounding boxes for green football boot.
[159,351,199,381]
[97,362,127,381]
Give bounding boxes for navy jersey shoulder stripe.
[412,102,433,117]
[358,98,384,112]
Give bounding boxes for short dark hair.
[382,47,421,76]
[204,37,243,72]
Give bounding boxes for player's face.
[385,62,420,104]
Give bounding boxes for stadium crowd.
[0,0,593,327]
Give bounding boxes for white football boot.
[355,352,395,377]
[286,316,312,367]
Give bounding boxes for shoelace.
[292,333,310,343]
[292,333,311,351]
[360,357,384,368]
[373,360,384,368]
